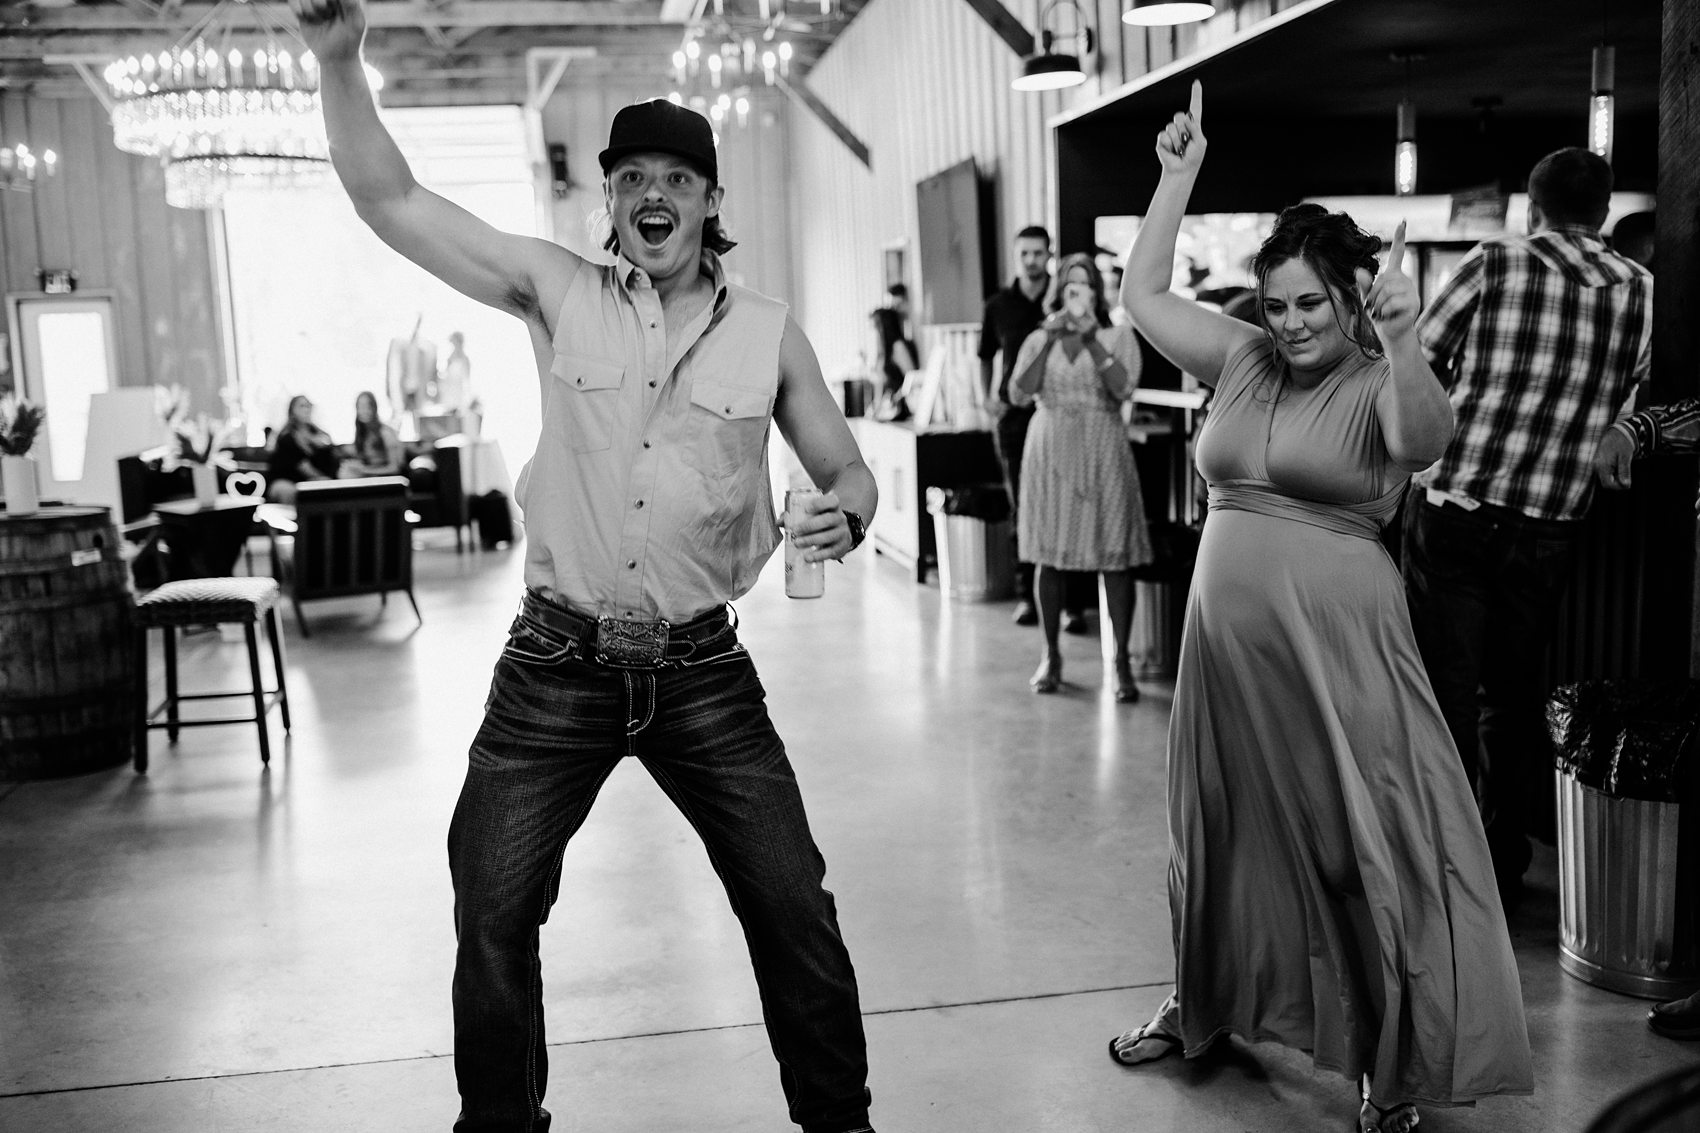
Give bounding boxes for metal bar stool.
[132,577,291,771]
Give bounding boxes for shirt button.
[648,380,657,388]
[634,499,644,509]
[642,440,651,449]
[627,560,637,569]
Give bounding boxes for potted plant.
[151,386,241,505]
[0,394,45,516]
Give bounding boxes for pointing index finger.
[1188,80,1203,127]
[1388,220,1407,271]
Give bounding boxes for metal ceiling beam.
[658,0,707,21]
[774,72,868,169]
[958,0,1034,58]
[2,29,680,59]
[525,46,595,112]
[0,1,665,31]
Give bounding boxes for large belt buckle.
[595,616,670,666]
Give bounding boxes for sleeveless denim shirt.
[514,252,787,622]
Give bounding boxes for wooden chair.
[268,477,421,637]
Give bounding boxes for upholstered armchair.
[267,477,421,636]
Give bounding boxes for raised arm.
[1366,222,1455,470]
[291,0,571,318]
[1119,82,1258,387]
[773,316,878,562]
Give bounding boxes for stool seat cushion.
[135,577,281,627]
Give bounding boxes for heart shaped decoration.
[226,470,266,498]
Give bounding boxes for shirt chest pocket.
[688,379,773,479]
[550,352,626,453]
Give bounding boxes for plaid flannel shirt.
[1416,225,1653,521]
[1615,398,1700,458]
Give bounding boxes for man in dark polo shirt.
[979,225,1088,629]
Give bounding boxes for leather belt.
[520,589,734,667]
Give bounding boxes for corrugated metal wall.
[786,0,1299,377]
[789,0,1062,376]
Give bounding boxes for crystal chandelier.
[0,97,58,192]
[670,0,847,129]
[0,140,58,193]
[102,0,329,209]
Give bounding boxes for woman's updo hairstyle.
[1251,203,1385,365]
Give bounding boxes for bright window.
[222,105,541,466]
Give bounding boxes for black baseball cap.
[598,99,718,183]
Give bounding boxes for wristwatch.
[843,509,866,551]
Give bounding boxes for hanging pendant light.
[1122,1,1216,27]
[1013,1,1094,92]
[1589,44,1615,162]
[1391,51,1422,197]
[1395,100,1418,197]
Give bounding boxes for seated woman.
[344,390,405,476]
[265,395,341,504]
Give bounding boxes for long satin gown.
[1166,338,1533,1106]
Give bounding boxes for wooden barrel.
[0,507,136,779]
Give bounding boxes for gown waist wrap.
[1207,479,1387,542]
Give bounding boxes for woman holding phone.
[1105,82,1531,1133]
[1008,252,1150,700]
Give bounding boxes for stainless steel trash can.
[932,514,1014,602]
[1556,767,1699,998]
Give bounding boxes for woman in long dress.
[1008,253,1151,700]
[1107,83,1533,1132]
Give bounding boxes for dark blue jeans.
[1401,494,1580,883]
[447,594,873,1133]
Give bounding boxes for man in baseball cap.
[295,3,881,1131]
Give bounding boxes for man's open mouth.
[635,213,677,248]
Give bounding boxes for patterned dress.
[1167,337,1533,1105]
[1010,324,1152,572]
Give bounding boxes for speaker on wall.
[548,143,572,199]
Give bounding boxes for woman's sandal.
[1355,1075,1419,1133]
[1107,1020,1181,1066]
[1030,656,1063,694]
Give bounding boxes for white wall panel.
[786,0,1304,377]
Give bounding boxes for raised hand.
[288,0,366,62]
[1043,311,1079,339]
[1363,221,1419,349]
[1156,80,1207,175]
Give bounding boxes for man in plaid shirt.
[1401,147,1653,904]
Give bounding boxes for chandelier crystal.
[102,0,329,209]
[671,0,847,129]
[0,141,57,192]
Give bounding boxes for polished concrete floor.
[0,534,1692,1132]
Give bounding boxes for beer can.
[784,487,826,599]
